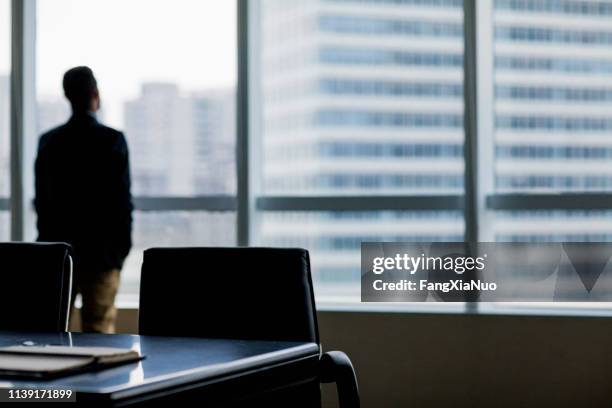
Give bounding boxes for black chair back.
[0,242,73,332]
[139,247,319,343]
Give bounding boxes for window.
[0,0,9,241]
[36,0,237,303]
[4,0,610,314]
[252,0,465,301]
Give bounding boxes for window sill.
[115,294,612,318]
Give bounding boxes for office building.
[490,0,612,241]
[258,0,465,293]
[257,0,612,293]
[124,83,235,196]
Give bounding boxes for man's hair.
[63,66,98,111]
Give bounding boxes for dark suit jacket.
[34,112,133,274]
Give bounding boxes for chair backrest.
[139,247,319,343]
[0,242,73,332]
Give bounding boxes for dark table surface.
[0,331,320,402]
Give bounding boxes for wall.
[318,311,612,408]
[87,309,612,408]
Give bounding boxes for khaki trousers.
[71,268,121,333]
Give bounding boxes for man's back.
[35,113,133,273]
[36,66,132,333]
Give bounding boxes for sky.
[2,0,237,128]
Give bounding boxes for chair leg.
[320,351,360,408]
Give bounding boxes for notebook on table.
[0,345,144,379]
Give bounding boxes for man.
[35,66,133,333]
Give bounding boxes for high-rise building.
[191,90,236,195]
[258,0,465,294]
[124,83,235,196]
[489,0,612,241]
[257,0,612,295]
[260,0,464,195]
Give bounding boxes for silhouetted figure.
[35,66,132,333]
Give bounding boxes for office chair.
[139,247,359,408]
[0,242,73,332]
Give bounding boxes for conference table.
[0,331,321,406]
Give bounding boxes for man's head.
[63,66,100,113]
